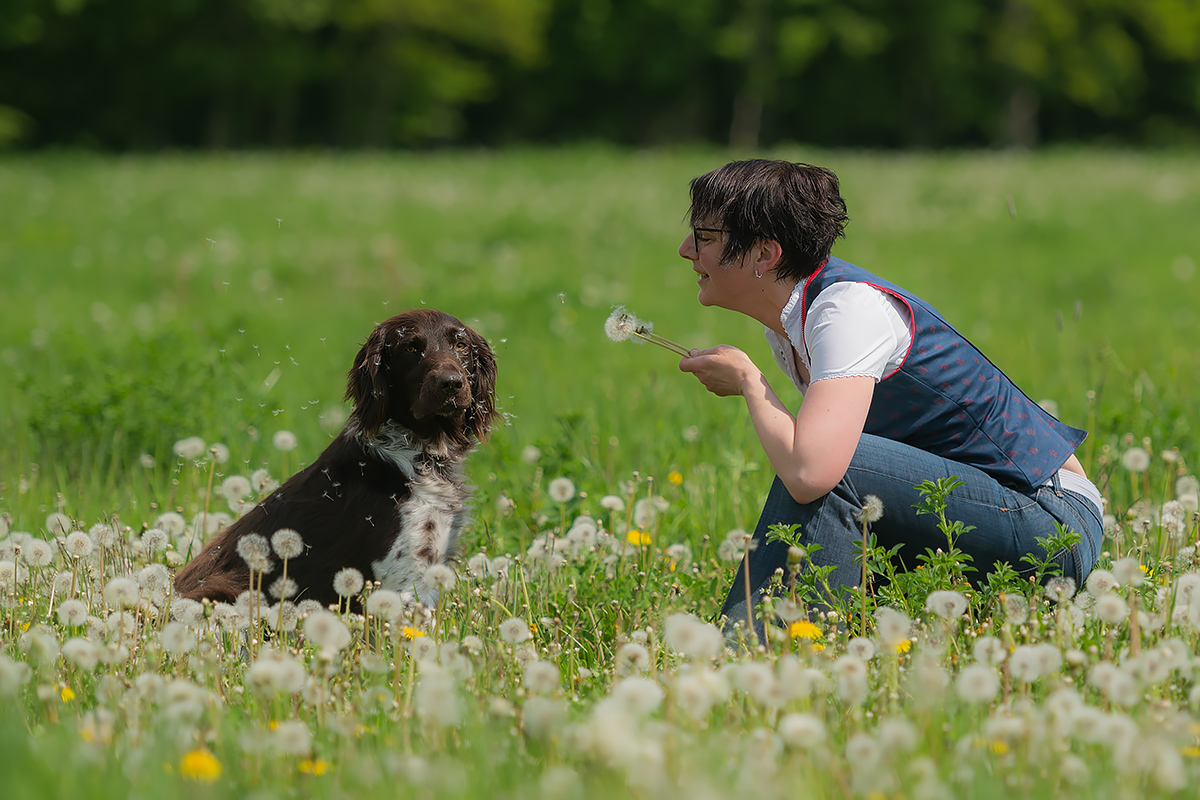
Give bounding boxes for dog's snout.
[435,372,465,394]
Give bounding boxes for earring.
[754,269,762,278]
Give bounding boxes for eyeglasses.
[692,227,728,252]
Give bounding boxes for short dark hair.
[687,159,849,282]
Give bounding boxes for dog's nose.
[435,373,464,394]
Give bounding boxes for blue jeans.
[720,433,1103,634]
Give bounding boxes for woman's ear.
[752,239,783,277]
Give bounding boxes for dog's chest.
[371,467,468,594]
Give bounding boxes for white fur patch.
[364,426,469,603]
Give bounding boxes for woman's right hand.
[679,345,759,397]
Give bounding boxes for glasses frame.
[692,226,728,253]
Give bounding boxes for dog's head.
[346,309,499,453]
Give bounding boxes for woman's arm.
[680,345,875,504]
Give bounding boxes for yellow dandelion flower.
[895,639,912,654]
[180,749,222,783]
[402,627,425,640]
[812,643,826,653]
[269,720,279,731]
[299,759,331,776]
[989,740,1009,755]
[627,530,652,546]
[667,471,683,486]
[788,621,823,640]
[60,686,76,702]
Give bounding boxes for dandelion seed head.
[138,563,169,591]
[845,732,883,768]
[924,589,968,620]
[141,527,169,553]
[303,610,351,652]
[499,617,531,644]
[173,436,207,460]
[365,589,405,621]
[62,637,100,670]
[663,613,723,660]
[272,430,298,452]
[610,676,664,717]
[1120,447,1151,472]
[846,636,876,660]
[956,664,1000,704]
[1094,593,1129,625]
[64,531,94,559]
[778,712,826,749]
[332,566,364,597]
[220,475,253,502]
[599,494,625,512]
[153,513,186,538]
[1046,576,1076,603]
[875,606,911,645]
[104,577,139,608]
[23,539,53,568]
[272,720,312,757]
[45,512,73,536]
[269,576,298,600]
[524,660,561,694]
[57,599,89,627]
[604,307,638,342]
[855,494,884,524]
[236,534,273,572]
[615,643,651,676]
[424,563,457,592]
[1086,568,1118,596]
[1111,557,1145,587]
[972,635,1006,666]
[547,477,576,503]
[160,621,195,655]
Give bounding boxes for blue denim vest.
[803,257,1087,492]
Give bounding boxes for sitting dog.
[174,309,498,608]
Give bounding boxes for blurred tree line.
[2,0,1199,150]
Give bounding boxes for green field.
[1,149,1198,798]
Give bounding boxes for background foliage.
[2,0,1200,150]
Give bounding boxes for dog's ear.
[466,329,499,442]
[346,323,390,435]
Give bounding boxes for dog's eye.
[454,340,469,352]
[405,342,421,353]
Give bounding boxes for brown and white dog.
[174,309,499,608]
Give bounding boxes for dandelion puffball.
[603,307,638,343]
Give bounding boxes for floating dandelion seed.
[604,306,691,357]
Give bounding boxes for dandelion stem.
[632,329,692,357]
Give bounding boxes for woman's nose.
[679,234,696,259]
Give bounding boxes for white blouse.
[765,278,912,394]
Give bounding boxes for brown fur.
[173,309,499,607]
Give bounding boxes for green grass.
[0,148,1198,799]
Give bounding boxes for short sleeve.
[804,283,911,383]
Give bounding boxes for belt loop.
[1050,470,1063,497]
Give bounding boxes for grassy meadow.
[0,147,1198,798]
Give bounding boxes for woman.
[677,159,1103,637]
